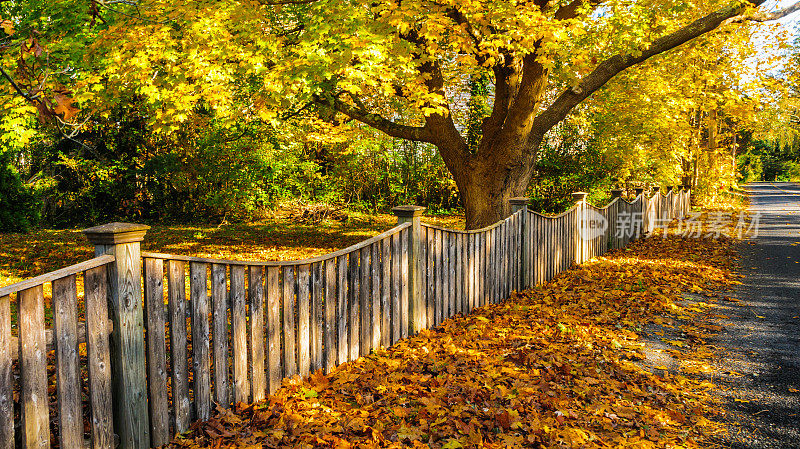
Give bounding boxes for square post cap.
[635,188,645,195]
[666,186,674,192]
[683,185,691,190]
[509,197,530,207]
[610,189,623,198]
[392,205,425,219]
[572,192,588,202]
[652,186,660,193]
[83,222,150,245]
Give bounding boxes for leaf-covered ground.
[169,214,740,449]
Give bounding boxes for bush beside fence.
[0,186,691,449]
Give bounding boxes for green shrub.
[0,152,40,232]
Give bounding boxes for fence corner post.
[572,192,588,264]
[392,206,425,336]
[83,222,151,449]
[509,197,530,290]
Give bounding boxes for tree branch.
[328,96,433,143]
[531,0,768,143]
[0,66,38,102]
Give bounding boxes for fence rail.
[0,187,690,449]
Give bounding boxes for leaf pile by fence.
[169,214,738,448]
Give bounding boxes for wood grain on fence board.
[419,228,427,329]
[312,262,325,373]
[190,262,211,421]
[496,227,502,301]
[437,231,444,318]
[297,264,311,378]
[359,249,370,357]
[324,259,337,372]
[19,285,49,449]
[460,233,467,314]
[389,232,400,343]
[444,232,452,319]
[380,239,391,349]
[85,266,114,449]
[496,226,502,301]
[371,243,381,351]
[483,231,491,305]
[489,228,495,303]
[477,232,484,306]
[509,217,516,292]
[470,233,477,312]
[231,265,249,403]
[167,260,190,435]
[348,251,360,361]
[433,229,441,326]
[336,256,348,365]
[400,229,410,338]
[142,260,169,446]
[0,295,11,449]
[283,266,297,377]
[53,276,83,449]
[266,267,281,393]
[425,228,434,329]
[211,263,230,407]
[248,266,266,402]
[493,226,500,302]
[504,221,510,296]
[451,232,458,315]
[453,234,464,313]
[548,218,554,281]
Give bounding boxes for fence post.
[684,185,692,215]
[509,197,529,290]
[83,223,151,449]
[392,206,425,336]
[636,188,645,236]
[572,192,588,264]
[610,190,623,249]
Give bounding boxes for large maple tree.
[4,0,799,227]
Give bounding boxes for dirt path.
[715,182,800,448]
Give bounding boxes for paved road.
[716,182,800,448]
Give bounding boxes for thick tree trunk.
[447,142,539,229]
[457,163,527,229]
[330,0,769,230]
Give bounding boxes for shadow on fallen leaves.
[171,224,738,448]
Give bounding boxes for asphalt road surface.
[715,182,800,448]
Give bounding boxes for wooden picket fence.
[0,187,690,449]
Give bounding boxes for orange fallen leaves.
[169,226,737,448]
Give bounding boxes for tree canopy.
[1,0,799,229]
